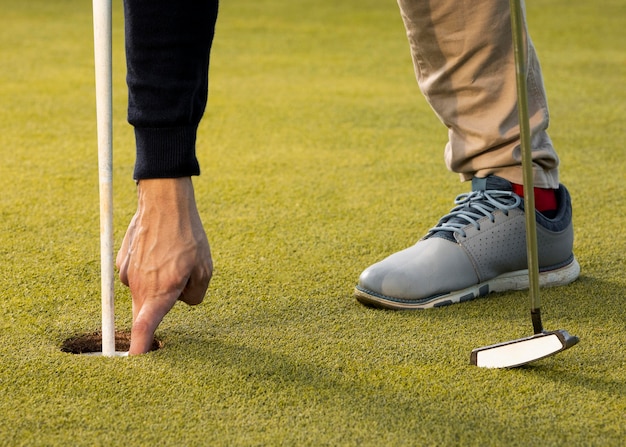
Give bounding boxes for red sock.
[511,183,558,213]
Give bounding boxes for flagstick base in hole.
[82,352,130,357]
[61,330,161,355]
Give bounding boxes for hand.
[116,177,213,355]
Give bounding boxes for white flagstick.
[92,0,116,356]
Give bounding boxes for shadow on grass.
[155,334,476,440]
[521,363,626,399]
[153,325,625,444]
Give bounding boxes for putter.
[469,0,579,368]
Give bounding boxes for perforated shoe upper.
[356,176,575,303]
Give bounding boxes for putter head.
[470,329,579,368]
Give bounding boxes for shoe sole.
[354,256,580,310]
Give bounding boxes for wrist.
[136,177,196,207]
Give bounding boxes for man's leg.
[397,0,558,187]
[354,0,579,309]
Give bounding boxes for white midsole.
[355,257,580,310]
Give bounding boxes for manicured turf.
[1,0,624,445]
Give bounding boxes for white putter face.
[470,330,579,368]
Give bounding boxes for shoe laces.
[428,189,522,239]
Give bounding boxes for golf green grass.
[1,0,624,445]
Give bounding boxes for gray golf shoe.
[355,176,580,309]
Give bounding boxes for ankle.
[511,183,557,214]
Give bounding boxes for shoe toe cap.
[358,237,479,301]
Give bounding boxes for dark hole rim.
[61,330,162,354]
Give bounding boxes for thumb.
[116,214,137,286]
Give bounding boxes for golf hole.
[61,330,162,355]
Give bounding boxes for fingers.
[178,226,213,306]
[179,260,212,305]
[129,317,159,356]
[128,293,178,355]
[129,274,196,355]
[128,254,211,355]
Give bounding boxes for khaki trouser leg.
[397,0,559,188]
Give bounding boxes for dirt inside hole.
[61,330,162,354]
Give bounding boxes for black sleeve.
[123,0,219,179]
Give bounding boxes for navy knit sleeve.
[123,0,219,179]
